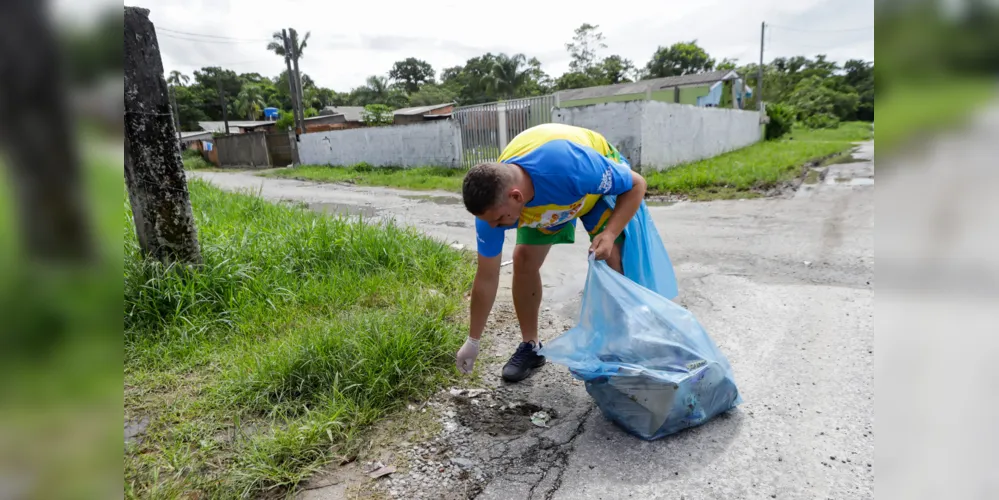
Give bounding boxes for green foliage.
[485,54,533,99]
[764,102,795,140]
[274,111,295,131]
[785,75,860,128]
[182,155,213,170]
[389,58,436,94]
[124,180,474,497]
[304,107,318,118]
[361,104,394,125]
[644,123,871,198]
[644,41,715,78]
[409,83,457,106]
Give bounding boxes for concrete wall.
[298,120,463,168]
[552,100,761,171]
[640,100,760,169]
[552,101,644,167]
[215,132,271,168]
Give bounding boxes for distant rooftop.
[321,106,365,121]
[393,103,454,116]
[198,120,272,132]
[557,70,740,102]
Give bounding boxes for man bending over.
[456,123,647,382]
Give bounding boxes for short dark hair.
[462,163,511,215]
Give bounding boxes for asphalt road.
[189,141,874,500]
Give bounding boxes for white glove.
[456,337,480,374]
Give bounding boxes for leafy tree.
[785,75,859,128]
[555,71,599,91]
[485,54,532,99]
[167,70,189,87]
[595,55,636,84]
[644,41,715,78]
[274,111,295,131]
[361,104,394,125]
[566,23,607,73]
[234,84,265,120]
[716,58,738,71]
[843,59,874,121]
[389,58,436,93]
[409,83,457,106]
[266,29,311,59]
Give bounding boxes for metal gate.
[453,94,558,168]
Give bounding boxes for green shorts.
[516,196,624,247]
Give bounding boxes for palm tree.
[485,54,531,99]
[266,29,311,59]
[234,85,266,120]
[167,70,189,87]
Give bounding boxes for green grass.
[644,121,873,199]
[124,180,474,497]
[874,77,996,155]
[1,140,123,500]
[264,163,466,191]
[181,149,215,170]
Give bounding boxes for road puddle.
[402,195,462,205]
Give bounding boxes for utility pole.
[758,21,766,112]
[282,29,303,136]
[289,28,306,134]
[169,85,182,144]
[124,6,202,265]
[217,74,229,134]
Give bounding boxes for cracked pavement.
[188,140,874,499]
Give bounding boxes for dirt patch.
[403,195,462,205]
[454,398,556,437]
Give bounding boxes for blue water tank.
[264,107,279,120]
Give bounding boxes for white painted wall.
[298,120,463,168]
[640,101,761,170]
[551,101,644,168]
[552,100,762,172]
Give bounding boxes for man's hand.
[456,337,480,374]
[589,230,618,261]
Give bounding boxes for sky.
[83,0,872,90]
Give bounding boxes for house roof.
[181,130,212,138]
[198,120,272,132]
[321,106,365,121]
[557,70,740,102]
[393,103,454,116]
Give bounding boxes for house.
[557,70,753,109]
[179,130,212,145]
[198,120,273,134]
[320,106,365,123]
[392,103,455,125]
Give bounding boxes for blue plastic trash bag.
[604,196,678,300]
[538,256,742,440]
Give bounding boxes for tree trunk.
[123,6,202,265]
[0,0,94,263]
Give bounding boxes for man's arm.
[469,253,501,340]
[603,170,647,237]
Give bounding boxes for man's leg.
[512,243,552,344]
[502,224,573,383]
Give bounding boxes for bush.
[764,103,794,140]
[802,113,840,129]
[181,148,202,159]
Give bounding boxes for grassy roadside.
[874,77,996,156]
[263,163,466,192]
[261,123,872,201]
[124,180,475,498]
[644,121,873,200]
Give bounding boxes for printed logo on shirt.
[598,167,614,193]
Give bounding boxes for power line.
[158,32,267,45]
[157,26,271,42]
[768,24,874,33]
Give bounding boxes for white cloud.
[111,0,874,90]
